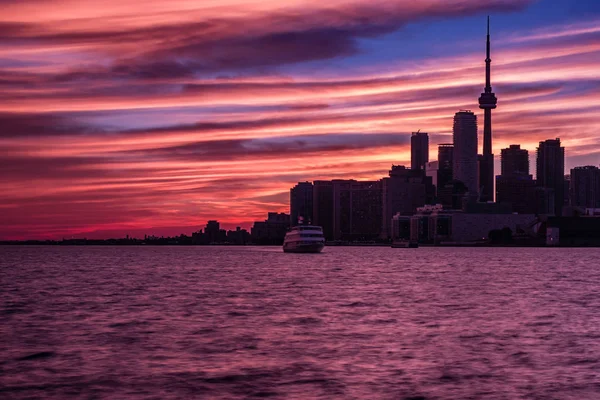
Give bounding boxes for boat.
[391,240,419,248]
[283,225,325,253]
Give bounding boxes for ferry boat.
[283,225,325,253]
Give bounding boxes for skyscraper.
[331,180,382,241]
[381,165,434,238]
[437,144,454,197]
[312,180,334,240]
[536,138,565,216]
[452,110,478,195]
[438,144,454,170]
[411,131,429,171]
[570,166,600,209]
[478,17,497,202]
[496,145,536,214]
[290,181,313,225]
[425,161,439,189]
[501,145,529,176]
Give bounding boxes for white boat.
[283,225,325,253]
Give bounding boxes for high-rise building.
[290,181,313,226]
[312,180,334,240]
[496,144,536,214]
[332,180,382,241]
[425,161,439,190]
[496,175,537,214]
[478,17,497,203]
[536,138,565,216]
[437,180,469,210]
[564,175,571,208]
[411,131,429,171]
[437,144,454,197]
[452,110,478,196]
[501,145,529,176]
[204,220,221,243]
[570,166,600,208]
[438,144,454,170]
[381,165,434,238]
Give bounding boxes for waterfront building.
[570,166,600,208]
[290,181,313,226]
[312,180,334,240]
[251,212,290,245]
[496,174,537,214]
[381,165,434,238]
[453,110,478,196]
[536,138,565,216]
[411,131,429,171]
[332,179,383,241]
[226,227,250,245]
[408,207,536,244]
[204,220,222,244]
[391,213,412,241]
[545,216,600,246]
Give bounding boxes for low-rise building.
[404,205,536,244]
[251,212,290,245]
[545,216,600,246]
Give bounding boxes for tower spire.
[478,16,497,202]
[485,15,491,93]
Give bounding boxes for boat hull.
[283,242,325,253]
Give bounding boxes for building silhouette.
[251,212,290,245]
[478,16,497,202]
[438,180,469,209]
[452,110,478,196]
[381,165,434,238]
[496,175,537,214]
[437,144,454,198]
[536,138,565,216]
[227,227,250,245]
[290,181,313,226]
[332,180,383,241]
[501,145,529,176]
[411,131,429,171]
[204,220,223,243]
[496,144,537,214]
[312,180,334,240]
[425,161,439,192]
[563,175,571,208]
[570,166,600,209]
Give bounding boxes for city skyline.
[1,0,600,240]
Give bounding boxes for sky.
[1,0,600,240]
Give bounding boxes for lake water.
[1,245,600,399]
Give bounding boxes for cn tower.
[478,16,497,202]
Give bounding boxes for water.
[1,246,600,399]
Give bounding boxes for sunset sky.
[1,0,600,239]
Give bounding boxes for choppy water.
[1,246,600,399]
